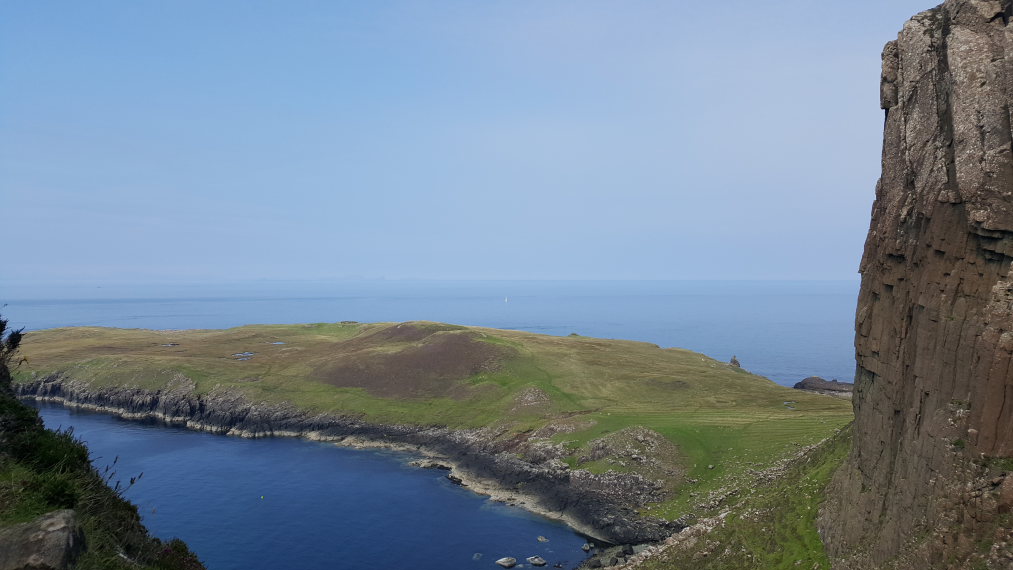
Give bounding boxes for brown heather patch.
[345,322,466,346]
[314,324,514,399]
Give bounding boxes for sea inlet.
[32,402,592,570]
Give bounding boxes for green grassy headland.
[15,321,853,524]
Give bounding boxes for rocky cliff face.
[820,1,1013,568]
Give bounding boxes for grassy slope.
[635,425,852,570]
[14,321,853,521]
[0,389,204,569]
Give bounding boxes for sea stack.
[820,1,1013,568]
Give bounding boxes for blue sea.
[5,280,859,570]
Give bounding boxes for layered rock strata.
[14,377,681,545]
[821,1,1013,568]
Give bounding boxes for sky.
[1,0,937,284]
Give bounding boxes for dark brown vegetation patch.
[315,324,515,399]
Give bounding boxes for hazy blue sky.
[1,1,934,284]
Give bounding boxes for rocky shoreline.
[14,376,682,546]
[791,376,854,399]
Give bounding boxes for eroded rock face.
[820,1,1013,568]
[0,510,85,570]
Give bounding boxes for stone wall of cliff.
[820,1,1013,568]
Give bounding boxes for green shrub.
[34,471,80,509]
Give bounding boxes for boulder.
[0,510,85,570]
[526,555,547,566]
[495,557,517,568]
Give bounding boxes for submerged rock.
[526,555,547,566]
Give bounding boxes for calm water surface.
[33,402,591,570]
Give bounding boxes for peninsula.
[12,321,852,546]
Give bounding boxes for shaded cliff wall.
[821,1,1013,568]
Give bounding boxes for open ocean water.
[4,280,859,570]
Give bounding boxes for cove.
[31,402,592,570]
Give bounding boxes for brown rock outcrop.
[820,1,1013,568]
[0,510,85,570]
[792,376,854,398]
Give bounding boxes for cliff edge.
[820,1,1013,568]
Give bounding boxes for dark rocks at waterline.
[792,376,853,398]
[14,376,683,544]
[577,543,652,568]
[408,458,451,470]
[0,510,85,570]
